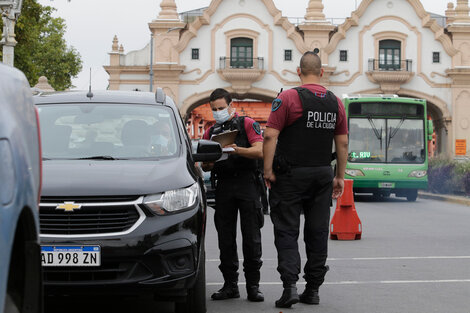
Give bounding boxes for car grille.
[40,197,142,236]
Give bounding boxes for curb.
[418,191,470,207]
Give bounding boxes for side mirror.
[193,139,222,162]
[155,88,166,105]
[427,120,434,141]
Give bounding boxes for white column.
[1,12,17,66]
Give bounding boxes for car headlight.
[408,170,427,178]
[345,169,365,177]
[143,183,199,215]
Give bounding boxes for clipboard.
[210,130,238,147]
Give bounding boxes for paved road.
[45,195,470,313]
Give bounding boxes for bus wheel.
[406,189,418,202]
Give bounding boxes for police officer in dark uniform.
[202,88,264,302]
[263,52,349,308]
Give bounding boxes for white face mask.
[213,107,232,124]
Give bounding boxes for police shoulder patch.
[252,122,261,135]
[272,98,282,112]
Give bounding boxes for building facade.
[104,0,470,157]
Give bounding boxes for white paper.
[216,153,229,162]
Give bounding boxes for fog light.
[176,256,187,268]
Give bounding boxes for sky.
[37,0,450,90]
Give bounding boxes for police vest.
[276,87,338,167]
[210,116,258,177]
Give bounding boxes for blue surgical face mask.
[213,107,231,124]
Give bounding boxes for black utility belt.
[274,162,331,175]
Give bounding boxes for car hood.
[41,157,196,197]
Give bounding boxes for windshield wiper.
[367,116,383,150]
[388,116,406,147]
[78,155,117,160]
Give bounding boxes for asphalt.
[43,192,470,313]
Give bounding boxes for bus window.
[387,119,424,163]
[348,118,385,162]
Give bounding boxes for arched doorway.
[398,89,451,157]
[182,89,277,139]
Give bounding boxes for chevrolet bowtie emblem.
[56,202,81,212]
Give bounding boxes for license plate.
[41,246,101,267]
[378,182,395,188]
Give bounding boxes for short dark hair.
[299,51,322,76]
[209,88,232,105]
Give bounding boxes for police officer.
[202,88,265,302]
[263,51,348,308]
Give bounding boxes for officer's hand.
[264,171,276,189]
[332,177,344,199]
[224,144,238,154]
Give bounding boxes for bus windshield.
[349,117,424,164]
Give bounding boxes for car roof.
[33,90,172,106]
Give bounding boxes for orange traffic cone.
[330,179,362,240]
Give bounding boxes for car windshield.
[348,117,424,164]
[37,103,179,160]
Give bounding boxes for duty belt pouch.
[273,154,290,175]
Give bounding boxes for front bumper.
[41,204,204,296]
[351,179,428,192]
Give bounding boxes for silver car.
[0,64,42,313]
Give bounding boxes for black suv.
[35,89,221,313]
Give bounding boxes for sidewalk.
[418,191,470,206]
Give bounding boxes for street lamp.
[0,0,23,66]
[149,26,184,92]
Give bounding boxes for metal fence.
[368,59,413,72]
[219,57,265,70]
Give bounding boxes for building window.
[433,52,440,63]
[340,50,348,62]
[230,37,253,68]
[284,49,292,61]
[192,48,199,60]
[379,40,401,70]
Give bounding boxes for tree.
[0,0,82,90]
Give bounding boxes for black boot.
[299,287,320,305]
[211,282,240,300]
[275,283,299,308]
[246,285,264,302]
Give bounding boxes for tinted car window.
[38,104,179,159]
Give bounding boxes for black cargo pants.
[214,172,264,286]
[269,166,333,289]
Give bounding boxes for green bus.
[342,95,433,201]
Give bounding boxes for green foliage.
[0,0,82,90]
[428,158,470,196]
